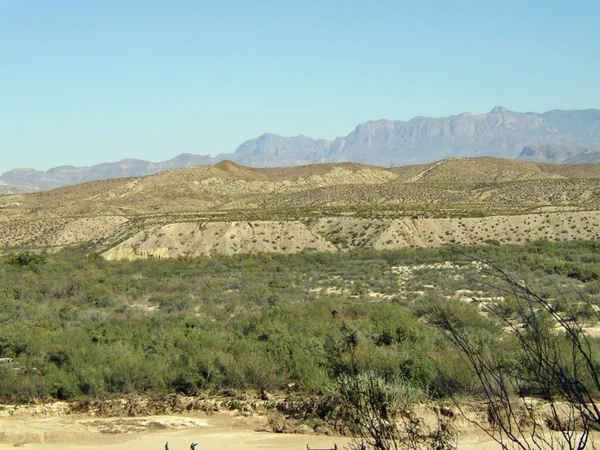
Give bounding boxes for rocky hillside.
[2,157,600,259]
[3,108,600,192]
[101,211,600,260]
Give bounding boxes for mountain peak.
[490,106,510,114]
[215,160,242,171]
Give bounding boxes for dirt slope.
[102,221,335,260]
[96,210,600,260]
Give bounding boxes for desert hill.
[3,107,600,192]
[1,157,600,258]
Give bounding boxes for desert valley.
[2,156,600,449]
[3,1,600,447]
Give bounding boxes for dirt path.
[0,411,356,450]
[0,410,503,450]
[0,402,561,450]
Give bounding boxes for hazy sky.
[1,0,599,172]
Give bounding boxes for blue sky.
[1,0,599,172]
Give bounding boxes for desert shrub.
[6,252,47,270]
[330,234,349,247]
[85,285,118,308]
[564,263,599,282]
[149,293,193,313]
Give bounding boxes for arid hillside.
[1,157,600,258]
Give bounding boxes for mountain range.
[2,107,600,192]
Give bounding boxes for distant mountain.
[517,144,587,164]
[234,108,600,167]
[2,107,600,192]
[517,143,600,164]
[233,133,339,167]
[564,150,600,164]
[0,180,28,195]
[540,109,600,140]
[0,153,219,192]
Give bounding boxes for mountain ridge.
[3,107,600,192]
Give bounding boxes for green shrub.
[6,252,48,269]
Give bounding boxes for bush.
[6,252,48,269]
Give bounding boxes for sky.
[1,0,599,173]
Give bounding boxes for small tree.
[325,326,456,450]
[429,261,600,450]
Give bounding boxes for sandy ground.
[0,411,501,450]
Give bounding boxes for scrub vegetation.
[2,239,600,406]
